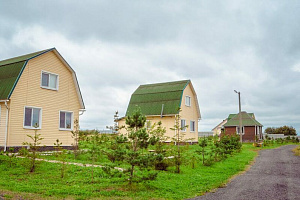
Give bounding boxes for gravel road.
[188,145,300,200]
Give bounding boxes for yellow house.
[118,80,201,142]
[0,48,85,151]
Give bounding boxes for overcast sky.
[1,1,300,133]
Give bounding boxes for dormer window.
[185,96,191,107]
[41,71,58,90]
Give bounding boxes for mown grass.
[0,143,291,200]
[292,145,300,156]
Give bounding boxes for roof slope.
[0,49,52,100]
[224,112,262,127]
[227,113,254,121]
[126,80,190,116]
[0,49,85,109]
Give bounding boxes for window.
[41,71,58,90]
[190,121,195,132]
[24,107,41,129]
[185,96,191,107]
[236,126,245,135]
[60,111,73,130]
[181,119,186,132]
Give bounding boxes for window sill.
[23,127,41,130]
[40,86,58,91]
[59,128,72,131]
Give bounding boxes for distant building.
[117,80,201,142]
[198,131,214,138]
[223,111,263,142]
[212,119,227,136]
[99,129,115,134]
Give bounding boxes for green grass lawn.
[0,143,292,200]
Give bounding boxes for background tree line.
[264,125,297,136]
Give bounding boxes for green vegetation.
[22,125,44,172]
[0,110,297,199]
[263,135,299,146]
[293,145,300,156]
[1,142,291,200]
[264,126,297,135]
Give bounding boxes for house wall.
[224,126,257,142]
[224,127,237,136]
[7,51,81,147]
[118,116,177,142]
[243,126,255,142]
[180,83,199,142]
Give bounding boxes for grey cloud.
[1,1,300,133]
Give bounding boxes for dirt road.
[189,145,300,200]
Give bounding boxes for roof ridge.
[0,48,54,66]
[139,79,190,87]
[133,89,184,95]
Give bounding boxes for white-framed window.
[236,126,245,135]
[41,71,59,90]
[59,111,73,130]
[190,121,195,132]
[181,119,186,132]
[24,106,42,129]
[185,96,191,107]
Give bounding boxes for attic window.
[185,96,191,107]
[41,71,58,90]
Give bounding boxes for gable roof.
[211,119,227,131]
[125,80,201,118]
[0,48,85,109]
[224,111,262,127]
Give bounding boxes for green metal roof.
[126,80,190,116]
[0,49,53,100]
[224,112,262,127]
[227,113,254,121]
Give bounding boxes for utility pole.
[234,90,243,143]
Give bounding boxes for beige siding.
[7,51,81,146]
[118,116,176,142]
[180,83,200,142]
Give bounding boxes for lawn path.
[16,156,124,171]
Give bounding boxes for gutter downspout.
[1,100,9,152]
[160,104,164,118]
[174,114,177,145]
